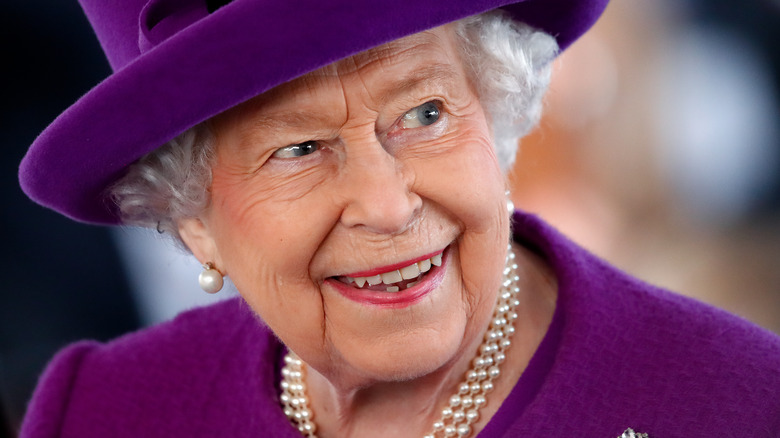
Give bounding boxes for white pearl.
[444,425,457,436]
[466,409,479,422]
[488,366,500,379]
[461,396,473,409]
[470,382,481,393]
[198,267,223,293]
[481,381,494,393]
[474,395,486,407]
[457,424,471,436]
[494,352,506,364]
[433,421,445,431]
[452,409,465,422]
[458,382,470,394]
[449,395,461,407]
[442,407,453,418]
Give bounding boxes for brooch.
[619,428,649,438]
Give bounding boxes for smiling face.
[180,24,511,387]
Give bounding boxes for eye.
[400,101,441,129]
[271,140,319,159]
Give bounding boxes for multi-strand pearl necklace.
[281,243,521,438]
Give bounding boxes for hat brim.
[19,0,608,224]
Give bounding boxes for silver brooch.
[619,428,649,438]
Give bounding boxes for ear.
[178,217,222,270]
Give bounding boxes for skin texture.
[179,24,556,437]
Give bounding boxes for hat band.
[138,0,210,53]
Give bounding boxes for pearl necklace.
[281,244,521,438]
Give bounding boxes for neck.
[306,329,484,438]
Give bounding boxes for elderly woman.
[17,0,780,437]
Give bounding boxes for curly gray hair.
[110,11,558,244]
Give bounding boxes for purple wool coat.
[21,212,780,437]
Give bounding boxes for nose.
[338,143,422,235]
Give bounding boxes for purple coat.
[21,213,780,437]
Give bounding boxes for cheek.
[205,169,346,347]
[416,123,507,233]
[208,163,340,267]
[418,125,509,314]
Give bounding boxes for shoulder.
[21,298,287,438]
[512,212,780,437]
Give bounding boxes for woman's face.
[182,24,510,386]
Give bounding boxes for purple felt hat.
[19,0,609,224]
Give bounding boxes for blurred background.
[2,0,779,435]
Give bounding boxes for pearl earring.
[506,190,515,214]
[199,262,224,294]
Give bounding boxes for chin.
[340,321,472,385]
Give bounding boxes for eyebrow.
[376,63,461,105]
[235,62,461,146]
[231,110,335,153]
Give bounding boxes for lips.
[336,251,443,292]
[326,247,448,308]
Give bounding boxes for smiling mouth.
[332,250,444,293]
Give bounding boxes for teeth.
[407,281,419,288]
[380,270,403,284]
[399,263,420,280]
[344,251,443,289]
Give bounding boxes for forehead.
[317,24,460,77]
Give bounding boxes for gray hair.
[110,11,558,243]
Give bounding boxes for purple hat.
[19,0,608,224]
